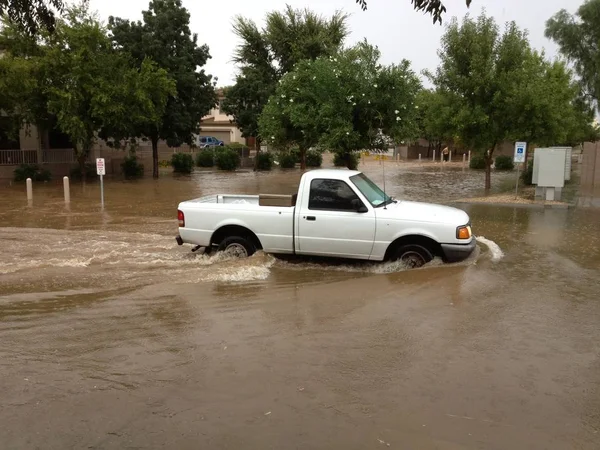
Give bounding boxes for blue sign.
[514,142,527,163]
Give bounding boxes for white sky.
[88,0,582,87]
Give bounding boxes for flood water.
[1,161,599,449]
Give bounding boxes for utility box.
[533,147,570,201]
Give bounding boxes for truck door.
[296,178,376,258]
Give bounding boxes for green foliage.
[256,152,274,171]
[521,160,534,186]
[121,155,144,179]
[356,1,473,24]
[158,159,170,168]
[430,12,588,188]
[13,164,51,182]
[0,0,65,35]
[494,155,514,171]
[171,153,194,174]
[305,150,323,167]
[215,148,241,171]
[223,6,349,158]
[196,150,214,167]
[334,151,360,170]
[108,0,216,178]
[415,89,453,149]
[69,162,97,181]
[469,155,486,170]
[278,153,297,169]
[259,41,421,167]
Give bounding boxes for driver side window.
[308,179,362,211]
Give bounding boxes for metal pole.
[515,163,521,199]
[100,174,104,208]
[26,178,33,201]
[63,176,70,204]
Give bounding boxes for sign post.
[514,142,527,199]
[96,158,105,208]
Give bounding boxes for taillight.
[178,210,185,227]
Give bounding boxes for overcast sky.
[88,0,582,87]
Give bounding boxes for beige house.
[199,89,246,145]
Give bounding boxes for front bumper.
[441,238,477,263]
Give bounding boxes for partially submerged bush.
[306,150,323,167]
[121,155,144,179]
[495,155,514,171]
[333,151,359,170]
[256,152,274,171]
[469,155,486,170]
[171,153,194,174]
[196,150,214,167]
[278,152,297,169]
[215,148,240,171]
[14,164,51,182]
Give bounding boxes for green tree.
[0,0,64,34]
[356,0,472,24]
[109,0,216,178]
[415,89,454,156]
[223,5,348,169]
[546,0,600,109]
[430,13,587,189]
[41,3,174,179]
[258,41,421,168]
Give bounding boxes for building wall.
[582,142,600,190]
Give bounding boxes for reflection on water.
[1,162,600,449]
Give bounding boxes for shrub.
[256,152,274,171]
[158,160,171,168]
[215,148,240,171]
[521,160,534,186]
[469,155,486,170]
[121,155,144,179]
[495,155,514,171]
[69,163,97,181]
[196,150,214,167]
[305,150,323,167]
[278,152,297,169]
[14,164,52,182]
[333,151,360,170]
[171,153,194,174]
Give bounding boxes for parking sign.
[514,142,527,163]
[96,158,105,176]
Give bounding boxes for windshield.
[349,173,393,207]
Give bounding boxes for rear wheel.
[218,236,256,258]
[390,244,433,268]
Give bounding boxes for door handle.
[306,216,316,221]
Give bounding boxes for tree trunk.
[152,137,159,179]
[253,137,261,172]
[300,147,306,170]
[484,145,496,190]
[79,153,87,183]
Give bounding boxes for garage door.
[200,130,231,144]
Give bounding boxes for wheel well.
[384,235,442,261]
[210,225,262,250]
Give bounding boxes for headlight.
[456,225,472,240]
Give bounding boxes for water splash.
[476,236,504,262]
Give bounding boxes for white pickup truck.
[175,169,476,268]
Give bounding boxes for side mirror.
[352,199,368,213]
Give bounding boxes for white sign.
[514,142,527,163]
[96,158,106,176]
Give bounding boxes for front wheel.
[218,236,256,258]
[390,244,433,268]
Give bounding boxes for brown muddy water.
[1,162,599,449]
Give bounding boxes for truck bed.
[185,194,296,207]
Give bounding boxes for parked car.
[198,136,225,148]
[175,169,476,267]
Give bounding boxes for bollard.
[433,150,436,162]
[63,176,70,204]
[462,154,466,166]
[26,178,33,201]
[449,151,452,163]
[419,154,421,164]
[468,151,471,164]
[440,151,444,163]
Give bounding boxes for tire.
[218,236,256,258]
[390,244,433,268]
